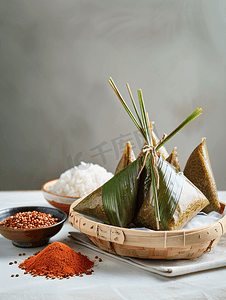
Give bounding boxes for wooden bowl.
[42,179,79,214]
[0,206,67,248]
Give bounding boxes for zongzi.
[72,186,109,224]
[184,137,221,214]
[73,158,141,228]
[134,155,209,230]
[115,141,136,175]
[166,147,181,172]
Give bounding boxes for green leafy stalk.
[137,89,160,227]
[137,89,152,145]
[108,78,146,140]
[156,108,202,151]
[126,83,144,131]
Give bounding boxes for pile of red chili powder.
[18,242,94,279]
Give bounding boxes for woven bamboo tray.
[69,200,226,260]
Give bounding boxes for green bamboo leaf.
[134,155,184,230]
[73,186,109,224]
[136,154,152,211]
[157,155,184,228]
[102,158,141,227]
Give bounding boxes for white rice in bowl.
[48,162,114,198]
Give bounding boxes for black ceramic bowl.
[0,206,67,248]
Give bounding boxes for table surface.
[1,191,226,300]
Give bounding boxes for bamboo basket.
[69,200,226,260]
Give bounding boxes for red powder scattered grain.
[18,241,94,279]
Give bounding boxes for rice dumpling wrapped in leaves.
[184,137,221,214]
[134,154,209,230]
[73,158,142,228]
[72,186,109,224]
[166,147,181,172]
[115,141,136,175]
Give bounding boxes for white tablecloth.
[1,191,226,300]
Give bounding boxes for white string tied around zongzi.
[137,133,167,190]
[137,144,159,189]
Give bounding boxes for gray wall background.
[0,0,226,191]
